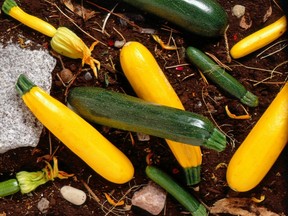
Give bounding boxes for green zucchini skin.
[145,166,207,216]
[0,179,20,197]
[186,46,259,107]
[122,0,228,37]
[67,87,226,151]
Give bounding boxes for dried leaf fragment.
[210,198,280,216]
[62,0,97,21]
[240,14,252,29]
[263,6,272,22]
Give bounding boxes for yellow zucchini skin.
[120,41,202,185]
[226,83,288,192]
[16,74,134,184]
[230,16,287,59]
[2,0,57,37]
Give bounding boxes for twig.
[205,52,232,71]
[223,24,231,63]
[256,39,288,57]
[260,43,288,59]
[171,36,181,64]
[165,63,189,69]
[44,0,106,46]
[86,0,142,31]
[246,79,287,85]
[81,179,101,203]
[230,61,284,75]
[102,3,119,34]
[201,87,236,148]
[113,27,126,43]
[104,184,144,216]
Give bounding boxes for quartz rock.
[60,185,87,205]
[132,182,167,215]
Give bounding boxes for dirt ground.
[0,0,287,215]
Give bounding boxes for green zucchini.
[67,87,226,151]
[122,0,228,37]
[186,46,259,107]
[145,165,207,216]
[0,179,20,197]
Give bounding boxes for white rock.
[0,41,56,153]
[232,5,246,18]
[132,182,167,215]
[60,185,87,205]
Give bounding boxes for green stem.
[204,128,226,152]
[15,74,36,96]
[184,166,201,186]
[1,0,17,15]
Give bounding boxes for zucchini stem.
[204,128,227,152]
[15,74,36,96]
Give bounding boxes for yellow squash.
[120,41,202,185]
[16,74,134,184]
[226,83,288,192]
[2,0,100,77]
[2,0,57,37]
[230,16,287,59]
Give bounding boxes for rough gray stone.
[0,42,56,153]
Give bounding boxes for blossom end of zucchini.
[16,171,47,194]
[183,166,201,186]
[240,91,259,107]
[51,27,100,78]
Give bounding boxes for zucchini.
[16,75,134,184]
[226,83,288,192]
[230,16,287,59]
[120,41,202,185]
[0,179,20,197]
[67,87,226,151]
[186,46,259,107]
[145,165,207,216]
[122,0,228,37]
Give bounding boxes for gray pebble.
[37,197,50,214]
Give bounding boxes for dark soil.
[0,0,287,215]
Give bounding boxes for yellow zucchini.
[2,0,57,37]
[226,83,288,192]
[120,41,202,185]
[230,16,287,59]
[16,74,134,184]
[2,0,99,78]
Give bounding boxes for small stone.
[137,132,150,141]
[59,68,73,83]
[37,197,50,214]
[60,185,87,205]
[132,182,167,215]
[114,40,125,48]
[84,72,93,81]
[232,5,246,18]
